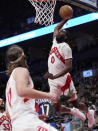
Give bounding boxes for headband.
[10,52,25,64]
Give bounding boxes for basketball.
[59,5,73,19]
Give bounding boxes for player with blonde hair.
[6,45,58,131]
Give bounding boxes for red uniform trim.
[61,74,72,92]
[24,87,34,103]
[49,47,65,64]
[8,88,11,107]
[35,103,39,113]
[24,98,30,103]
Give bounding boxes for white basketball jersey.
[0,112,11,131]
[48,38,72,86]
[6,68,37,125]
[48,38,72,75]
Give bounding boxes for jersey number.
[40,104,49,115]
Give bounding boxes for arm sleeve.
[63,45,72,60]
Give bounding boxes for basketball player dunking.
[44,19,95,128]
[6,45,58,131]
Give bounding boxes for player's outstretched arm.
[53,19,68,38]
[14,68,57,102]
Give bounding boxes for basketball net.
[28,0,57,26]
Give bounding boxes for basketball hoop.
[28,0,57,26]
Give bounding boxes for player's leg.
[68,80,88,111]
[70,98,95,128]
[49,81,62,98]
[54,99,86,121]
[49,79,86,121]
[69,80,95,128]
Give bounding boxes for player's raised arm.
[53,19,68,38]
[53,5,73,38]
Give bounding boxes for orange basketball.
[59,5,73,19]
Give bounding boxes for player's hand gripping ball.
[59,5,73,19]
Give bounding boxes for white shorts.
[48,74,77,101]
[12,115,58,131]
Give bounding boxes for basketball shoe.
[87,109,95,128]
[70,107,86,121]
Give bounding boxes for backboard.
[62,0,98,12]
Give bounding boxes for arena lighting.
[0,13,98,48]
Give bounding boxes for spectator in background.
[0,98,11,131]
[95,110,98,129]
